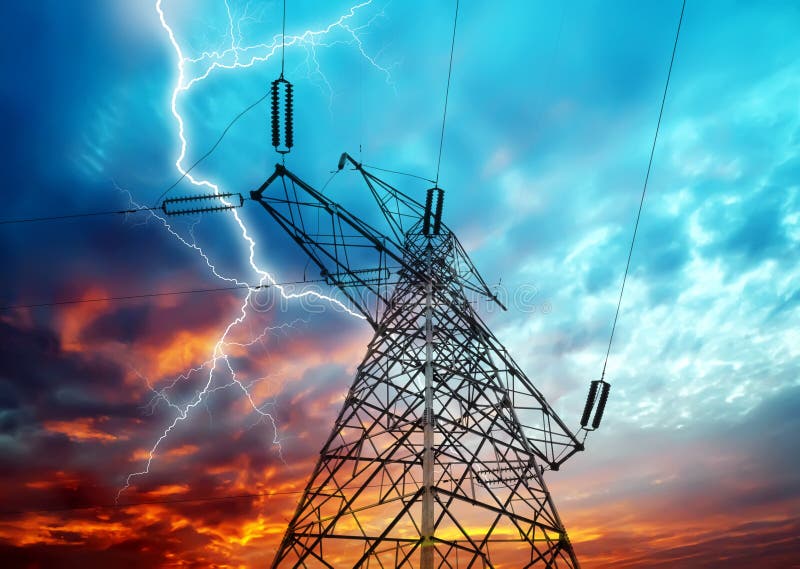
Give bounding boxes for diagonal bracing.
[252,160,585,568]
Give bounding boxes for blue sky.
[1,1,799,566]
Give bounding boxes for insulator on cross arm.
[579,381,599,427]
[284,81,294,149]
[592,381,610,429]
[423,188,434,235]
[270,80,281,148]
[432,188,444,235]
[270,76,294,153]
[580,380,611,430]
[422,187,445,236]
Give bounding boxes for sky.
[0,0,799,567]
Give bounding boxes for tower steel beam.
[251,158,585,568]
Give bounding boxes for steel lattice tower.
[251,154,593,568]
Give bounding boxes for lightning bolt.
[117,0,392,500]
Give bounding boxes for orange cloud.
[55,286,110,352]
[144,484,190,497]
[147,329,220,379]
[166,444,199,458]
[43,417,119,443]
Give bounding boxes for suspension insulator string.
[579,381,600,428]
[432,188,444,235]
[284,81,294,149]
[422,187,445,236]
[579,380,610,431]
[423,188,434,235]
[270,79,281,148]
[270,76,294,155]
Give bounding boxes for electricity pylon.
[249,153,602,568]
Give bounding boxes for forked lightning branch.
[119,0,390,500]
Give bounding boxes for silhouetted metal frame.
[252,159,583,568]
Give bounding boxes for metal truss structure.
[251,154,587,568]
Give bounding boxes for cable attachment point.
[270,76,294,154]
[580,379,611,431]
[422,187,445,236]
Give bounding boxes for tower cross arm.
[337,153,506,313]
[250,163,428,327]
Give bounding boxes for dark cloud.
[0,319,134,420]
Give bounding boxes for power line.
[0,278,328,312]
[1,91,267,227]
[361,164,436,184]
[0,199,256,227]
[600,0,686,381]
[0,206,160,226]
[434,0,460,188]
[280,0,287,75]
[153,91,269,205]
